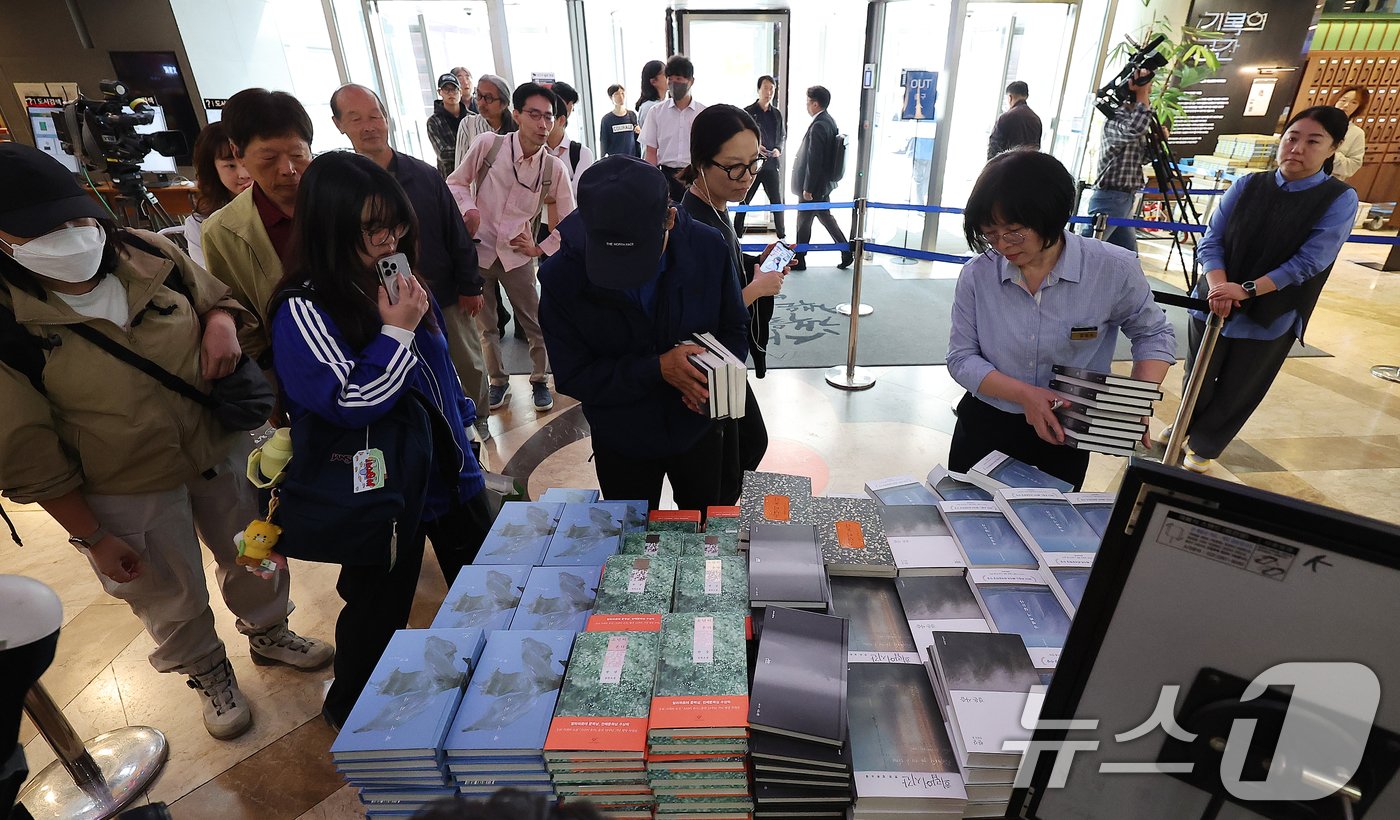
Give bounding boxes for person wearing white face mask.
[0,143,333,742]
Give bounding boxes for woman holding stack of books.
[1177,106,1358,473]
[946,149,1176,489]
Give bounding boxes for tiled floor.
[4,238,1399,818]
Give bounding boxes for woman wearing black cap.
[0,144,333,741]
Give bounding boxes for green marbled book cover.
[553,630,659,720]
[654,613,748,698]
[621,532,695,558]
[680,534,740,557]
[672,557,750,614]
[592,555,678,615]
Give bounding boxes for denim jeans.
[1082,187,1138,254]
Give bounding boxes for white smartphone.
[375,252,410,305]
[760,241,795,273]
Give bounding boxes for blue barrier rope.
[739,243,847,253]
[867,202,965,215]
[729,201,856,213]
[863,242,972,265]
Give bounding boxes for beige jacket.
[0,230,247,503]
[200,187,284,364]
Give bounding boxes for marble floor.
[3,238,1399,819]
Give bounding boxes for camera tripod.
[1141,110,1205,292]
[106,166,179,232]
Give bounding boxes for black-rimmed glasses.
[362,225,408,248]
[711,157,765,181]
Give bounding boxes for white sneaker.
[186,658,252,739]
[475,419,492,441]
[249,622,335,670]
[1183,452,1213,473]
[1157,425,1174,443]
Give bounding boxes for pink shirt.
[446,130,575,271]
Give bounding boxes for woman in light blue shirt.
[946,150,1175,489]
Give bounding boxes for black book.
[1052,365,1164,397]
[1068,403,1150,427]
[1055,412,1141,444]
[1063,432,1137,457]
[1056,407,1146,436]
[755,783,853,805]
[749,607,849,746]
[1048,380,1153,414]
[751,731,852,772]
[749,524,828,608]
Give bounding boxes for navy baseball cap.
[0,143,108,237]
[576,155,670,289]
[437,73,460,89]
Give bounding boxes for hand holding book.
[1015,383,1066,445]
[660,343,710,414]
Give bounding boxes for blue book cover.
[332,628,487,760]
[979,585,1072,648]
[474,502,564,565]
[542,503,628,566]
[1006,499,1099,553]
[1079,505,1111,537]
[510,565,602,632]
[1052,568,1090,609]
[619,500,649,533]
[540,488,601,503]
[431,565,530,631]
[974,452,1074,493]
[443,630,575,756]
[941,506,1037,568]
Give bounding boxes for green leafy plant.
[1109,0,1223,127]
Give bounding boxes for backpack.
[568,140,582,175]
[830,133,848,183]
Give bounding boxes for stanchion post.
[1163,311,1224,467]
[826,198,876,391]
[1092,212,1109,242]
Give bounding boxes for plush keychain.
[235,497,285,579]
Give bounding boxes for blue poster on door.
[901,70,937,121]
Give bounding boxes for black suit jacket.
[987,100,1042,159]
[793,110,838,198]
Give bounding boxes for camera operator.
[1083,68,1154,254]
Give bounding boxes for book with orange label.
[546,630,660,757]
[648,613,749,739]
[739,471,814,539]
[810,497,895,578]
[586,554,676,632]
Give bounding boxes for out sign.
[902,70,937,121]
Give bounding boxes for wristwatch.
[68,526,108,550]
[1241,280,1256,298]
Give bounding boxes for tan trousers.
[82,435,292,674]
[441,301,489,421]
[476,260,549,386]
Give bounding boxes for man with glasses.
[333,84,491,439]
[427,73,470,176]
[791,85,852,270]
[640,54,705,202]
[454,74,516,171]
[447,83,574,414]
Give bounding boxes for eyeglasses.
[474,93,502,105]
[711,157,765,181]
[362,225,408,248]
[980,229,1027,250]
[519,108,555,123]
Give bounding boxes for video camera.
[49,79,187,190]
[1094,34,1168,119]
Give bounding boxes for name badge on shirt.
[353,448,387,493]
[1070,325,1099,341]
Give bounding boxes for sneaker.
[186,658,252,739]
[532,382,554,412]
[488,383,510,410]
[1157,425,1174,443]
[838,251,854,270]
[249,622,335,670]
[475,419,492,441]
[1183,452,1213,473]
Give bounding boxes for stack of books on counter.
[430,565,527,631]
[938,501,1040,571]
[810,496,895,578]
[829,575,918,656]
[330,628,487,816]
[441,629,575,799]
[995,489,1102,617]
[925,630,1045,818]
[688,331,748,420]
[962,451,1075,494]
[967,569,1072,679]
[748,524,830,612]
[879,504,963,576]
[893,574,989,657]
[587,553,679,632]
[1050,365,1162,457]
[648,613,753,819]
[749,607,853,818]
[473,501,565,566]
[545,630,662,818]
[739,470,815,542]
[705,505,743,552]
[541,501,638,567]
[510,565,603,632]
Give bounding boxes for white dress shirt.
[640,97,707,167]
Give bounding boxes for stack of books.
[509,565,603,632]
[994,489,1101,569]
[542,502,630,567]
[648,613,753,819]
[925,630,1045,817]
[810,497,895,578]
[688,331,748,420]
[545,630,661,816]
[829,576,917,654]
[587,553,679,631]
[748,524,830,611]
[673,555,749,616]
[430,565,528,631]
[330,628,487,813]
[938,501,1039,570]
[880,504,963,576]
[967,569,1072,675]
[442,629,575,799]
[847,654,968,818]
[1050,365,1162,456]
[894,574,989,657]
[474,501,565,566]
[749,607,853,816]
[739,471,815,541]
[705,505,743,552]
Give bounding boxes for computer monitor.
[27,105,79,173]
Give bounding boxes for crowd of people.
[0,46,1362,778]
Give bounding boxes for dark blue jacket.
[271,294,484,520]
[538,207,749,459]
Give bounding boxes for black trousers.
[719,389,769,505]
[323,523,427,725]
[947,392,1091,491]
[660,166,688,203]
[795,192,848,259]
[1,630,56,817]
[594,422,725,511]
[422,489,494,587]
[1183,318,1294,459]
[734,163,785,238]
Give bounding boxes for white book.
[694,331,747,418]
[992,489,1099,569]
[925,630,1044,769]
[967,568,1071,670]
